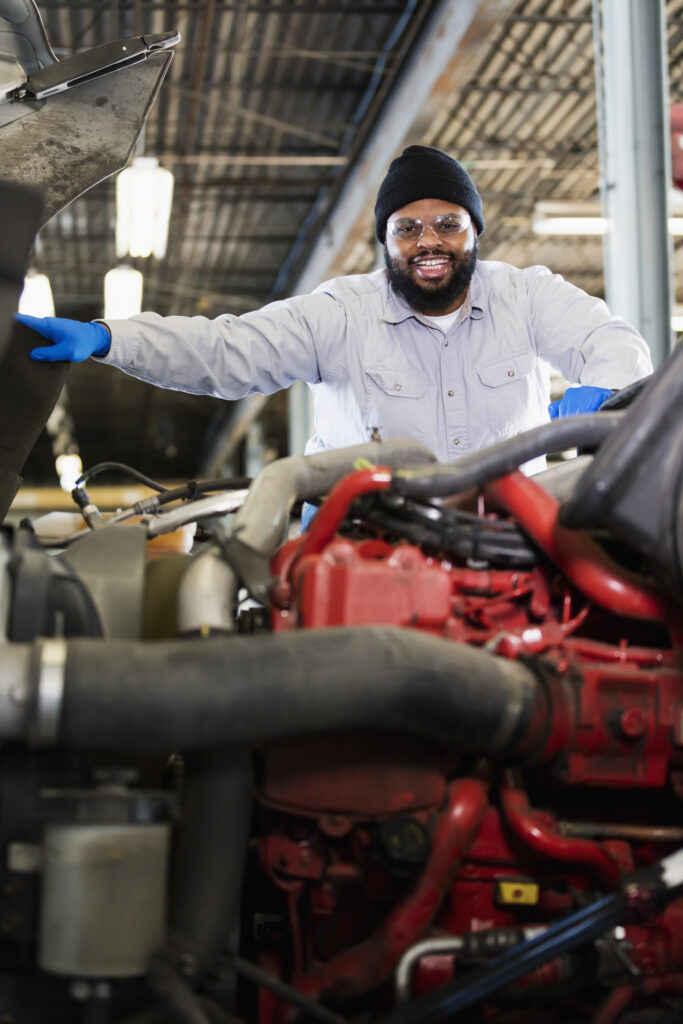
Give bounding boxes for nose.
[416,224,441,247]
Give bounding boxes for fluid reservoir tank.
[38,780,175,978]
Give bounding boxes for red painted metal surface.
[486,471,672,622]
[293,778,488,1001]
[560,662,683,787]
[594,973,683,1024]
[292,538,453,630]
[500,770,622,889]
[259,734,447,818]
[295,466,391,562]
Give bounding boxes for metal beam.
[289,0,517,296]
[595,0,673,365]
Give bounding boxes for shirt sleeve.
[99,291,347,399]
[525,265,654,388]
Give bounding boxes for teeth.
[415,258,448,267]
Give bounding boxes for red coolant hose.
[500,769,621,890]
[294,778,489,1001]
[486,472,672,623]
[294,466,391,562]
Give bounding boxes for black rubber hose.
[561,341,683,528]
[378,893,624,1024]
[169,747,252,969]
[390,413,623,500]
[55,627,544,757]
[599,376,651,411]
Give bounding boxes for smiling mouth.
[411,255,453,280]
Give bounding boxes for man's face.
[383,198,478,316]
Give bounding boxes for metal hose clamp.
[32,638,67,746]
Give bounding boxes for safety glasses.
[387,211,472,242]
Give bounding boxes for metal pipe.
[176,544,236,636]
[394,927,545,1004]
[500,770,621,890]
[560,822,683,843]
[145,490,249,536]
[395,938,465,1004]
[232,437,435,556]
[377,894,624,1024]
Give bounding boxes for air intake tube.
[4,628,552,760]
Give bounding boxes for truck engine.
[3,256,683,1020]
[2,10,683,1019]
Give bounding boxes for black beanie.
[374,145,484,242]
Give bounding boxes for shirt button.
[394,383,402,391]
[448,390,454,397]
[507,369,515,377]
[444,341,449,347]
[452,438,460,446]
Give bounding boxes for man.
[17,146,653,472]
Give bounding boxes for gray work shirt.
[102,260,653,465]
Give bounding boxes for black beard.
[384,238,478,315]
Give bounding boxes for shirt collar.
[383,266,484,324]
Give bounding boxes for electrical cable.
[76,461,170,492]
[155,477,252,508]
[352,493,538,567]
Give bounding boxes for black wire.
[75,464,251,506]
[156,477,252,508]
[76,461,170,493]
[352,494,538,567]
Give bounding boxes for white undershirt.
[422,309,462,332]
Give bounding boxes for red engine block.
[256,469,683,1021]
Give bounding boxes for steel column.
[595,0,673,365]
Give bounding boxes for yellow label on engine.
[495,880,539,905]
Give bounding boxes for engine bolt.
[620,707,647,739]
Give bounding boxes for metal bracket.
[10,31,180,101]
[31,637,66,746]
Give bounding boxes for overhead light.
[104,266,143,319]
[18,273,55,316]
[532,198,683,236]
[55,452,83,493]
[116,156,174,259]
[533,214,607,236]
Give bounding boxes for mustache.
[409,251,453,264]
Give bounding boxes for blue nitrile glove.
[15,313,111,362]
[548,385,613,420]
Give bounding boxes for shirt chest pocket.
[476,349,536,430]
[364,365,428,441]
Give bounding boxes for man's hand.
[14,314,111,362]
[548,385,613,419]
